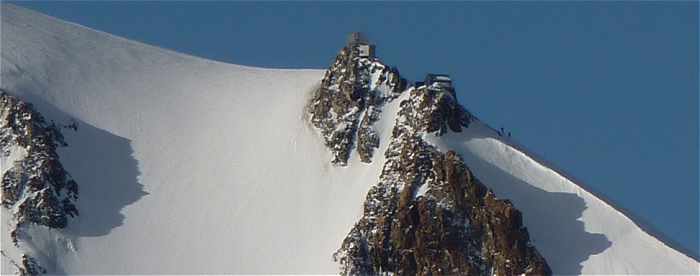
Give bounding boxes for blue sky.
[11,2,698,257]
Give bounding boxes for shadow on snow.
[464,155,612,274]
[18,93,147,237]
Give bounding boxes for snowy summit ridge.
[309,33,550,275]
[1,5,698,275]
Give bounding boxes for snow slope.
[1,4,697,275]
[1,4,400,274]
[427,122,699,275]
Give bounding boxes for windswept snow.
[1,3,698,275]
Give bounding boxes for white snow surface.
[1,4,698,275]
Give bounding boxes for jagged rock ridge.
[308,41,407,165]
[0,91,78,275]
[1,91,78,229]
[332,86,550,275]
[305,36,551,275]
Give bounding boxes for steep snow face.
[1,4,698,275]
[426,121,699,275]
[1,4,395,274]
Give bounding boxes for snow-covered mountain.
[1,4,697,275]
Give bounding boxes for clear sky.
[11,1,698,258]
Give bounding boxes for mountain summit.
[1,5,698,275]
[308,32,406,165]
[309,34,550,275]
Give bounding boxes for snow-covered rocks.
[1,91,78,230]
[334,84,549,275]
[308,43,406,165]
[0,91,78,274]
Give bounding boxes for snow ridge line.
[496,136,700,262]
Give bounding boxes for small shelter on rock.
[347,32,375,58]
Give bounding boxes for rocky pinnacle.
[308,35,551,275]
[307,40,406,165]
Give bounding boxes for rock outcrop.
[1,91,78,229]
[1,91,78,275]
[331,80,550,275]
[307,42,406,165]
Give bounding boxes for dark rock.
[398,86,472,136]
[308,43,405,165]
[1,91,79,274]
[0,91,79,229]
[334,86,549,276]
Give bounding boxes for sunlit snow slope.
[427,122,698,275]
[1,4,697,275]
[0,4,395,274]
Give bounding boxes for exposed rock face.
[1,91,78,275]
[333,85,550,275]
[397,86,472,135]
[307,44,406,165]
[1,91,78,229]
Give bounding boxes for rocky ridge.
[309,38,551,275]
[0,91,78,275]
[307,44,406,165]
[333,86,550,275]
